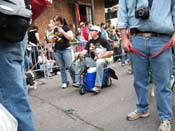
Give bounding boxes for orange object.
[31,0,52,20]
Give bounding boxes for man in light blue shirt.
[118,0,175,131]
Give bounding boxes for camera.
[135,7,150,20]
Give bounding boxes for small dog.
[26,70,37,89]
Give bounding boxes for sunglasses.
[90,30,98,32]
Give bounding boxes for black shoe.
[72,83,80,88]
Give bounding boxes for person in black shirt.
[28,25,41,69]
[53,16,76,89]
[74,25,113,93]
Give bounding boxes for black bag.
[0,13,30,43]
[0,0,32,43]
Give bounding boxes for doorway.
[79,5,92,23]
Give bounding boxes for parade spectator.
[100,22,109,40]
[80,22,89,41]
[73,25,113,93]
[118,0,174,131]
[69,23,76,36]
[28,24,41,69]
[76,28,86,52]
[53,16,76,88]
[44,23,54,44]
[44,23,55,60]
[38,51,54,77]
[85,21,92,40]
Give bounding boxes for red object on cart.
[31,0,52,20]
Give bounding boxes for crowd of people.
[1,0,175,131]
[25,15,129,88]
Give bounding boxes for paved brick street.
[29,63,175,131]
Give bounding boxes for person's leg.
[130,36,150,113]
[74,59,81,84]
[0,35,35,131]
[62,48,76,83]
[149,36,173,121]
[54,50,67,84]
[121,48,126,65]
[95,59,107,87]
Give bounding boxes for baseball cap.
[79,22,85,26]
[90,25,101,32]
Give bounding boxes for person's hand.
[94,54,103,61]
[170,33,175,47]
[74,52,80,59]
[57,27,64,34]
[122,38,132,52]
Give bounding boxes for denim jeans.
[0,35,35,131]
[172,47,175,75]
[54,48,75,84]
[121,48,128,64]
[130,35,173,121]
[75,57,107,87]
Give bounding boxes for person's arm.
[119,29,132,52]
[97,51,113,60]
[74,50,88,59]
[57,27,73,41]
[62,30,74,41]
[96,39,114,59]
[35,32,42,44]
[117,0,132,52]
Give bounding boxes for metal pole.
[91,0,95,24]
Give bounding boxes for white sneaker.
[61,83,67,89]
[121,63,125,67]
[170,75,175,89]
[92,86,101,93]
[158,120,171,131]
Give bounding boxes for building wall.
[34,0,74,39]
[34,0,105,39]
[94,0,105,25]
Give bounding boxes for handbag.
[0,0,32,43]
[0,104,18,131]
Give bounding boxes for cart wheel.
[106,77,112,87]
[79,87,86,95]
[67,81,69,87]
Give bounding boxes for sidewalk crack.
[30,95,105,131]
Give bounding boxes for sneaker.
[126,110,150,121]
[158,120,171,131]
[170,75,175,89]
[127,68,133,74]
[72,83,80,88]
[92,86,101,93]
[61,83,67,89]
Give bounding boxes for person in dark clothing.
[28,24,41,69]
[74,25,113,93]
[53,16,76,89]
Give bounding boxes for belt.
[130,28,169,37]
